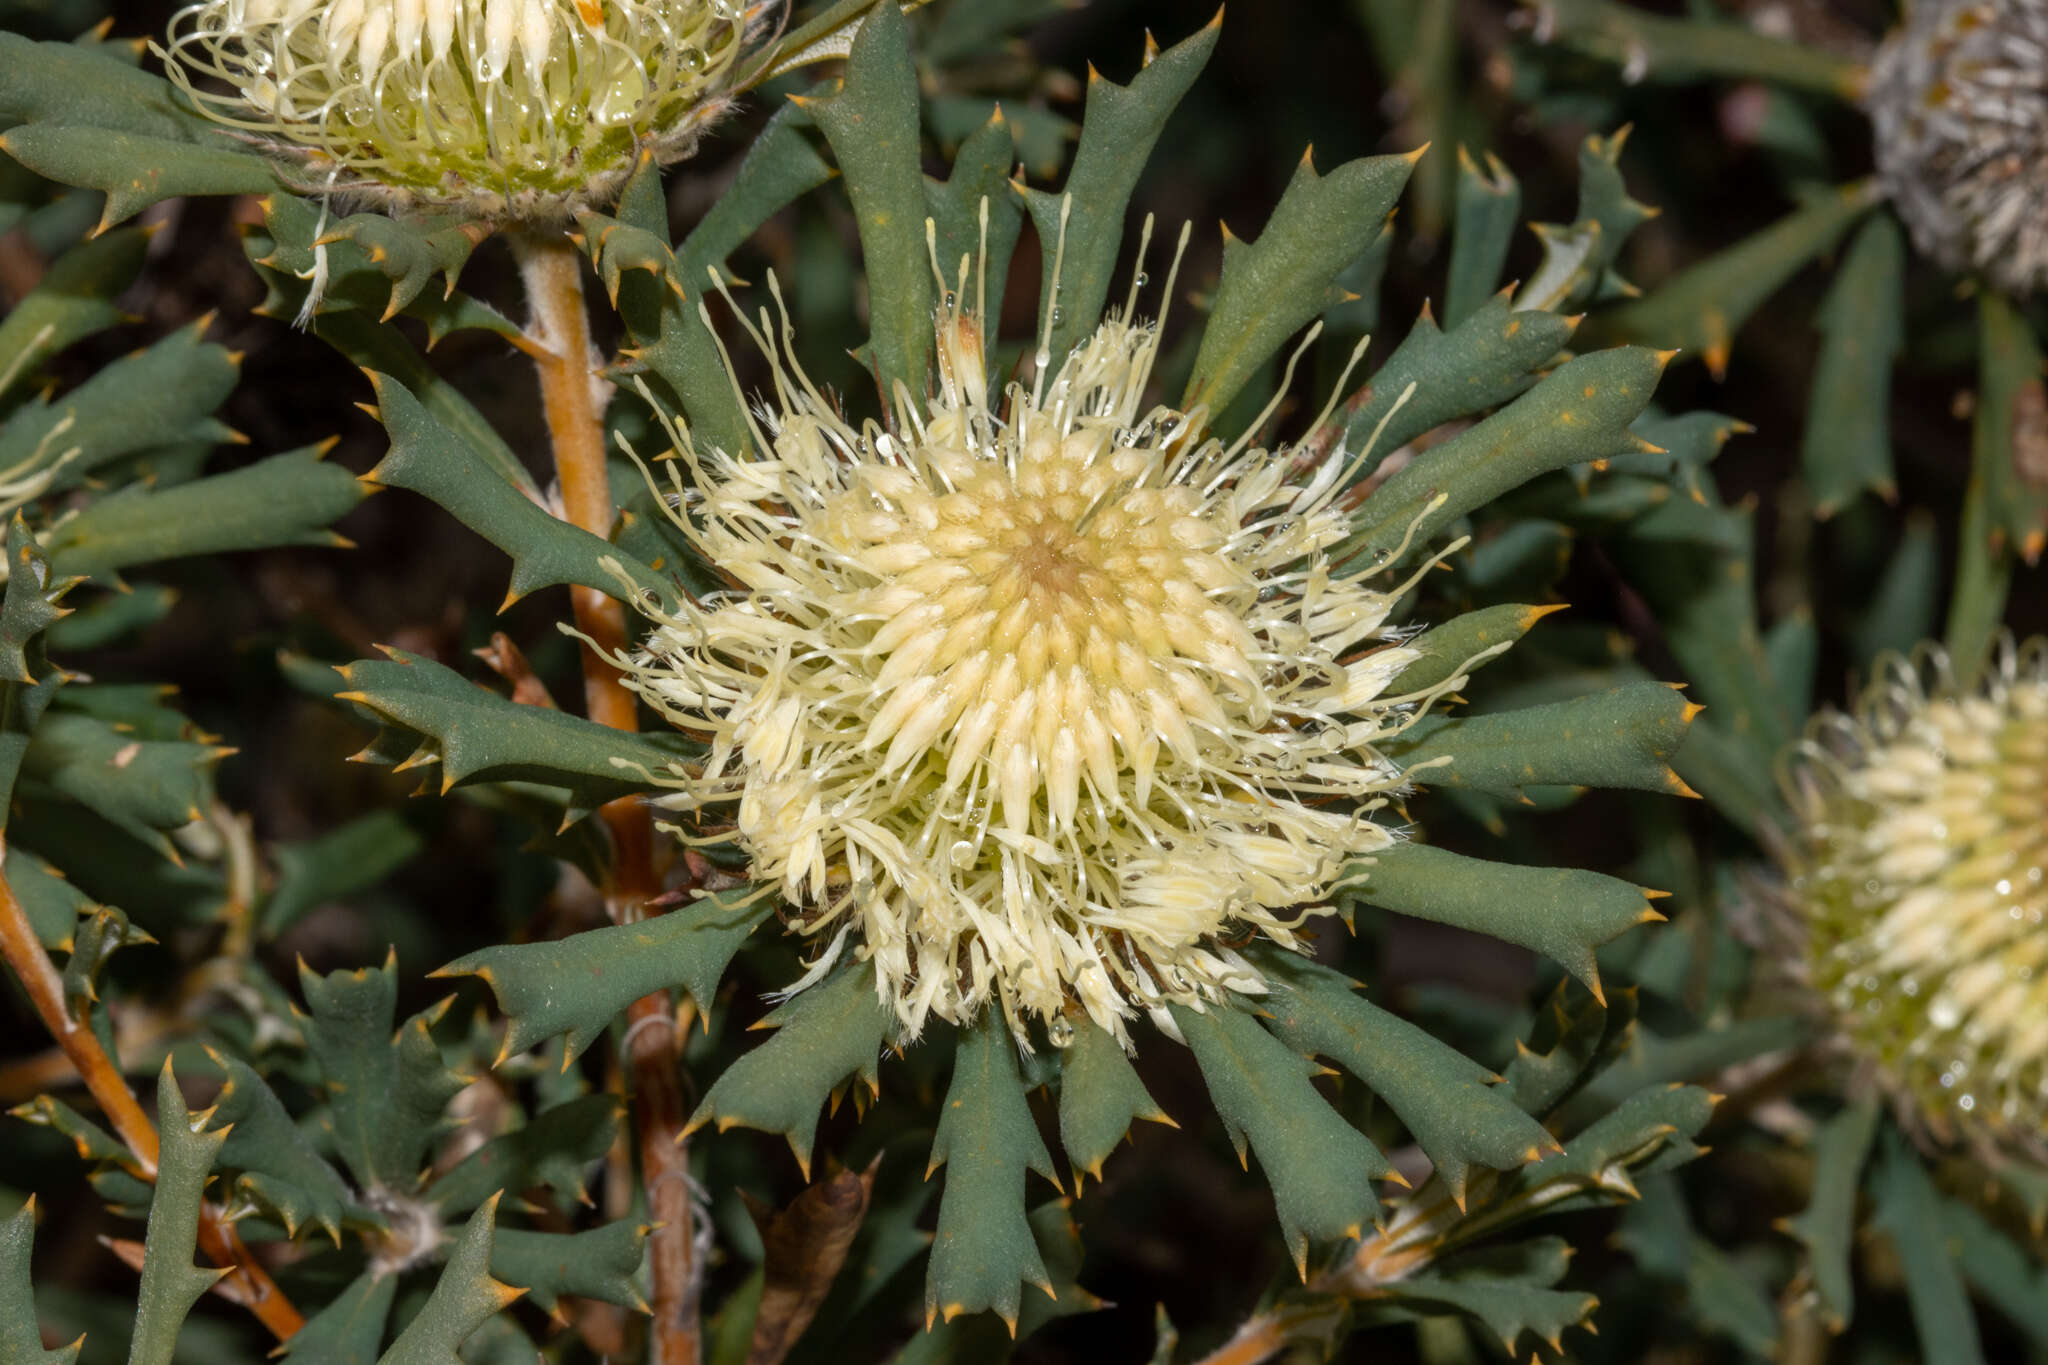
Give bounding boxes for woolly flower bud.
[1867,0,2048,296]
[1772,637,2048,1155]
[616,240,1467,1048]
[161,0,761,222]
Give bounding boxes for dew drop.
[1047,1015,1075,1048]
[1134,271,1150,287]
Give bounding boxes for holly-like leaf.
[1171,1001,1391,1277]
[440,886,774,1064]
[129,1063,231,1365]
[1389,1237,1597,1359]
[804,0,930,402]
[924,110,1023,354]
[281,1272,397,1365]
[1444,149,1520,330]
[376,1195,524,1365]
[19,711,221,853]
[1343,842,1662,999]
[1254,949,1554,1207]
[0,1201,80,1363]
[327,648,692,819]
[431,1094,621,1215]
[1803,213,1904,516]
[299,954,467,1196]
[1388,604,1562,697]
[361,374,672,609]
[1870,1130,1984,1365]
[1389,681,1698,798]
[45,445,364,581]
[1183,148,1415,424]
[688,959,894,1178]
[488,1219,647,1313]
[1341,346,1669,570]
[203,1050,359,1244]
[1055,1017,1169,1187]
[0,124,277,231]
[1018,16,1219,365]
[925,1016,1060,1330]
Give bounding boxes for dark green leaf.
[925,1017,1059,1329]
[1055,1017,1167,1187]
[689,959,894,1178]
[377,1196,523,1365]
[440,886,773,1063]
[0,1201,80,1363]
[1018,17,1218,364]
[281,1273,398,1365]
[206,1051,359,1244]
[805,0,931,402]
[488,1220,647,1313]
[1388,681,1698,797]
[431,1094,621,1215]
[1171,1001,1389,1276]
[1782,1097,1878,1332]
[1804,213,1904,515]
[263,810,427,936]
[1444,150,1519,330]
[0,124,276,231]
[1870,1130,1984,1365]
[129,1064,230,1365]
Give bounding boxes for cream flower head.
[160,0,766,222]
[1773,636,2048,1155]
[616,219,1474,1047]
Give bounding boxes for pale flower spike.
[1771,634,2048,1158]
[613,201,1476,1048]
[159,0,773,222]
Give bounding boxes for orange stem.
[512,230,700,1365]
[0,854,304,1340]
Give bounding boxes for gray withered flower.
[1867,0,2048,296]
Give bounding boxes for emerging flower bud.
[613,232,1477,1048]
[1772,637,2048,1156]
[161,0,764,222]
[1867,0,2048,296]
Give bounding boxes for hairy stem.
[0,856,305,1339]
[511,230,700,1365]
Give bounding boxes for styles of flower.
[160,0,765,222]
[1773,636,2048,1155]
[613,237,1474,1048]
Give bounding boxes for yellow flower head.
[161,0,763,221]
[1774,636,2048,1154]
[618,226,1473,1047]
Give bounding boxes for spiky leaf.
[377,1196,524,1365]
[1388,681,1697,797]
[1019,17,1218,364]
[299,956,466,1195]
[361,374,671,608]
[1803,213,1904,515]
[1341,346,1668,569]
[1390,1237,1596,1358]
[805,0,930,401]
[281,1272,397,1365]
[1444,150,1520,330]
[1870,1130,1984,1365]
[925,110,1023,348]
[441,886,774,1063]
[1171,1001,1390,1276]
[1183,149,1414,423]
[205,1051,358,1243]
[689,959,894,1178]
[431,1094,621,1215]
[0,1202,78,1363]
[0,124,276,230]
[489,1220,647,1313]
[1254,949,1554,1205]
[1782,1097,1879,1331]
[0,225,146,402]
[925,1016,1059,1328]
[128,1064,230,1365]
[1055,1018,1169,1186]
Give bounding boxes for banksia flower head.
[1772,636,2048,1155]
[1867,0,2048,296]
[617,223,1470,1048]
[160,0,768,222]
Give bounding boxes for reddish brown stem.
[0,853,304,1340]
[512,230,700,1365]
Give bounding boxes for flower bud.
[162,0,763,223]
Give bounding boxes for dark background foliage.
[2,0,2036,1359]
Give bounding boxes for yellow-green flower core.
[613,246,1480,1047]
[1776,638,2048,1153]
[161,0,755,220]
